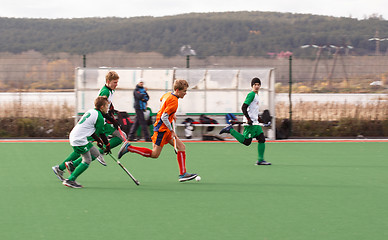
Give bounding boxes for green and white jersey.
[99,85,114,107]
[243,91,260,124]
[69,109,105,146]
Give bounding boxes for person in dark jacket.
[128,78,151,141]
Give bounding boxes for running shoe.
[64,161,75,174]
[52,165,65,182]
[179,172,198,182]
[255,160,272,165]
[118,141,131,159]
[219,125,233,134]
[63,179,83,188]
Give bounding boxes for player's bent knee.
[243,138,252,146]
[176,139,186,151]
[113,129,127,141]
[178,144,186,152]
[258,133,266,143]
[81,157,92,165]
[150,146,162,158]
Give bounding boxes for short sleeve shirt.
[99,85,114,108]
[70,108,105,146]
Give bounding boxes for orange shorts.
[151,131,172,147]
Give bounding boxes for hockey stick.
[107,153,140,186]
[172,120,178,154]
[229,120,272,127]
[117,126,127,141]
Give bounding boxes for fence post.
[288,55,293,137]
[83,54,86,68]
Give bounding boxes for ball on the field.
[195,176,201,181]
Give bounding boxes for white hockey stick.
[229,120,271,127]
[172,120,178,154]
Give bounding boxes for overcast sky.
[0,0,386,20]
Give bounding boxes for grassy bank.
[282,119,388,138]
[0,117,73,138]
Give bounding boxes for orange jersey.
[153,92,179,132]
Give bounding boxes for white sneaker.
[63,179,83,188]
[97,154,107,166]
[52,165,65,182]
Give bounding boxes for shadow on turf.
[61,180,265,193]
[277,163,388,168]
[61,180,364,193]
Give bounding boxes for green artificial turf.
[0,141,387,240]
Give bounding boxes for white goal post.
[75,67,276,139]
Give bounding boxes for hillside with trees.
[1,11,388,93]
[0,12,387,138]
[0,11,388,57]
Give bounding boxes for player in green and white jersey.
[219,77,271,165]
[65,71,128,172]
[97,71,127,146]
[52,96,111,188]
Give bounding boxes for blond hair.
[105,71,119,82]
[173,79,189,91]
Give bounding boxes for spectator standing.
[129,78,151,141]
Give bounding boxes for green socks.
[72,137,123,168]
[59,152,81,171]
[109,137,123,149]
[258,142,265,162]
[68,162,89,181]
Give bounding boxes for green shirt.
[99,85,114,107]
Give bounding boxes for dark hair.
[251,77,261,86]
[94,96,109,110]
